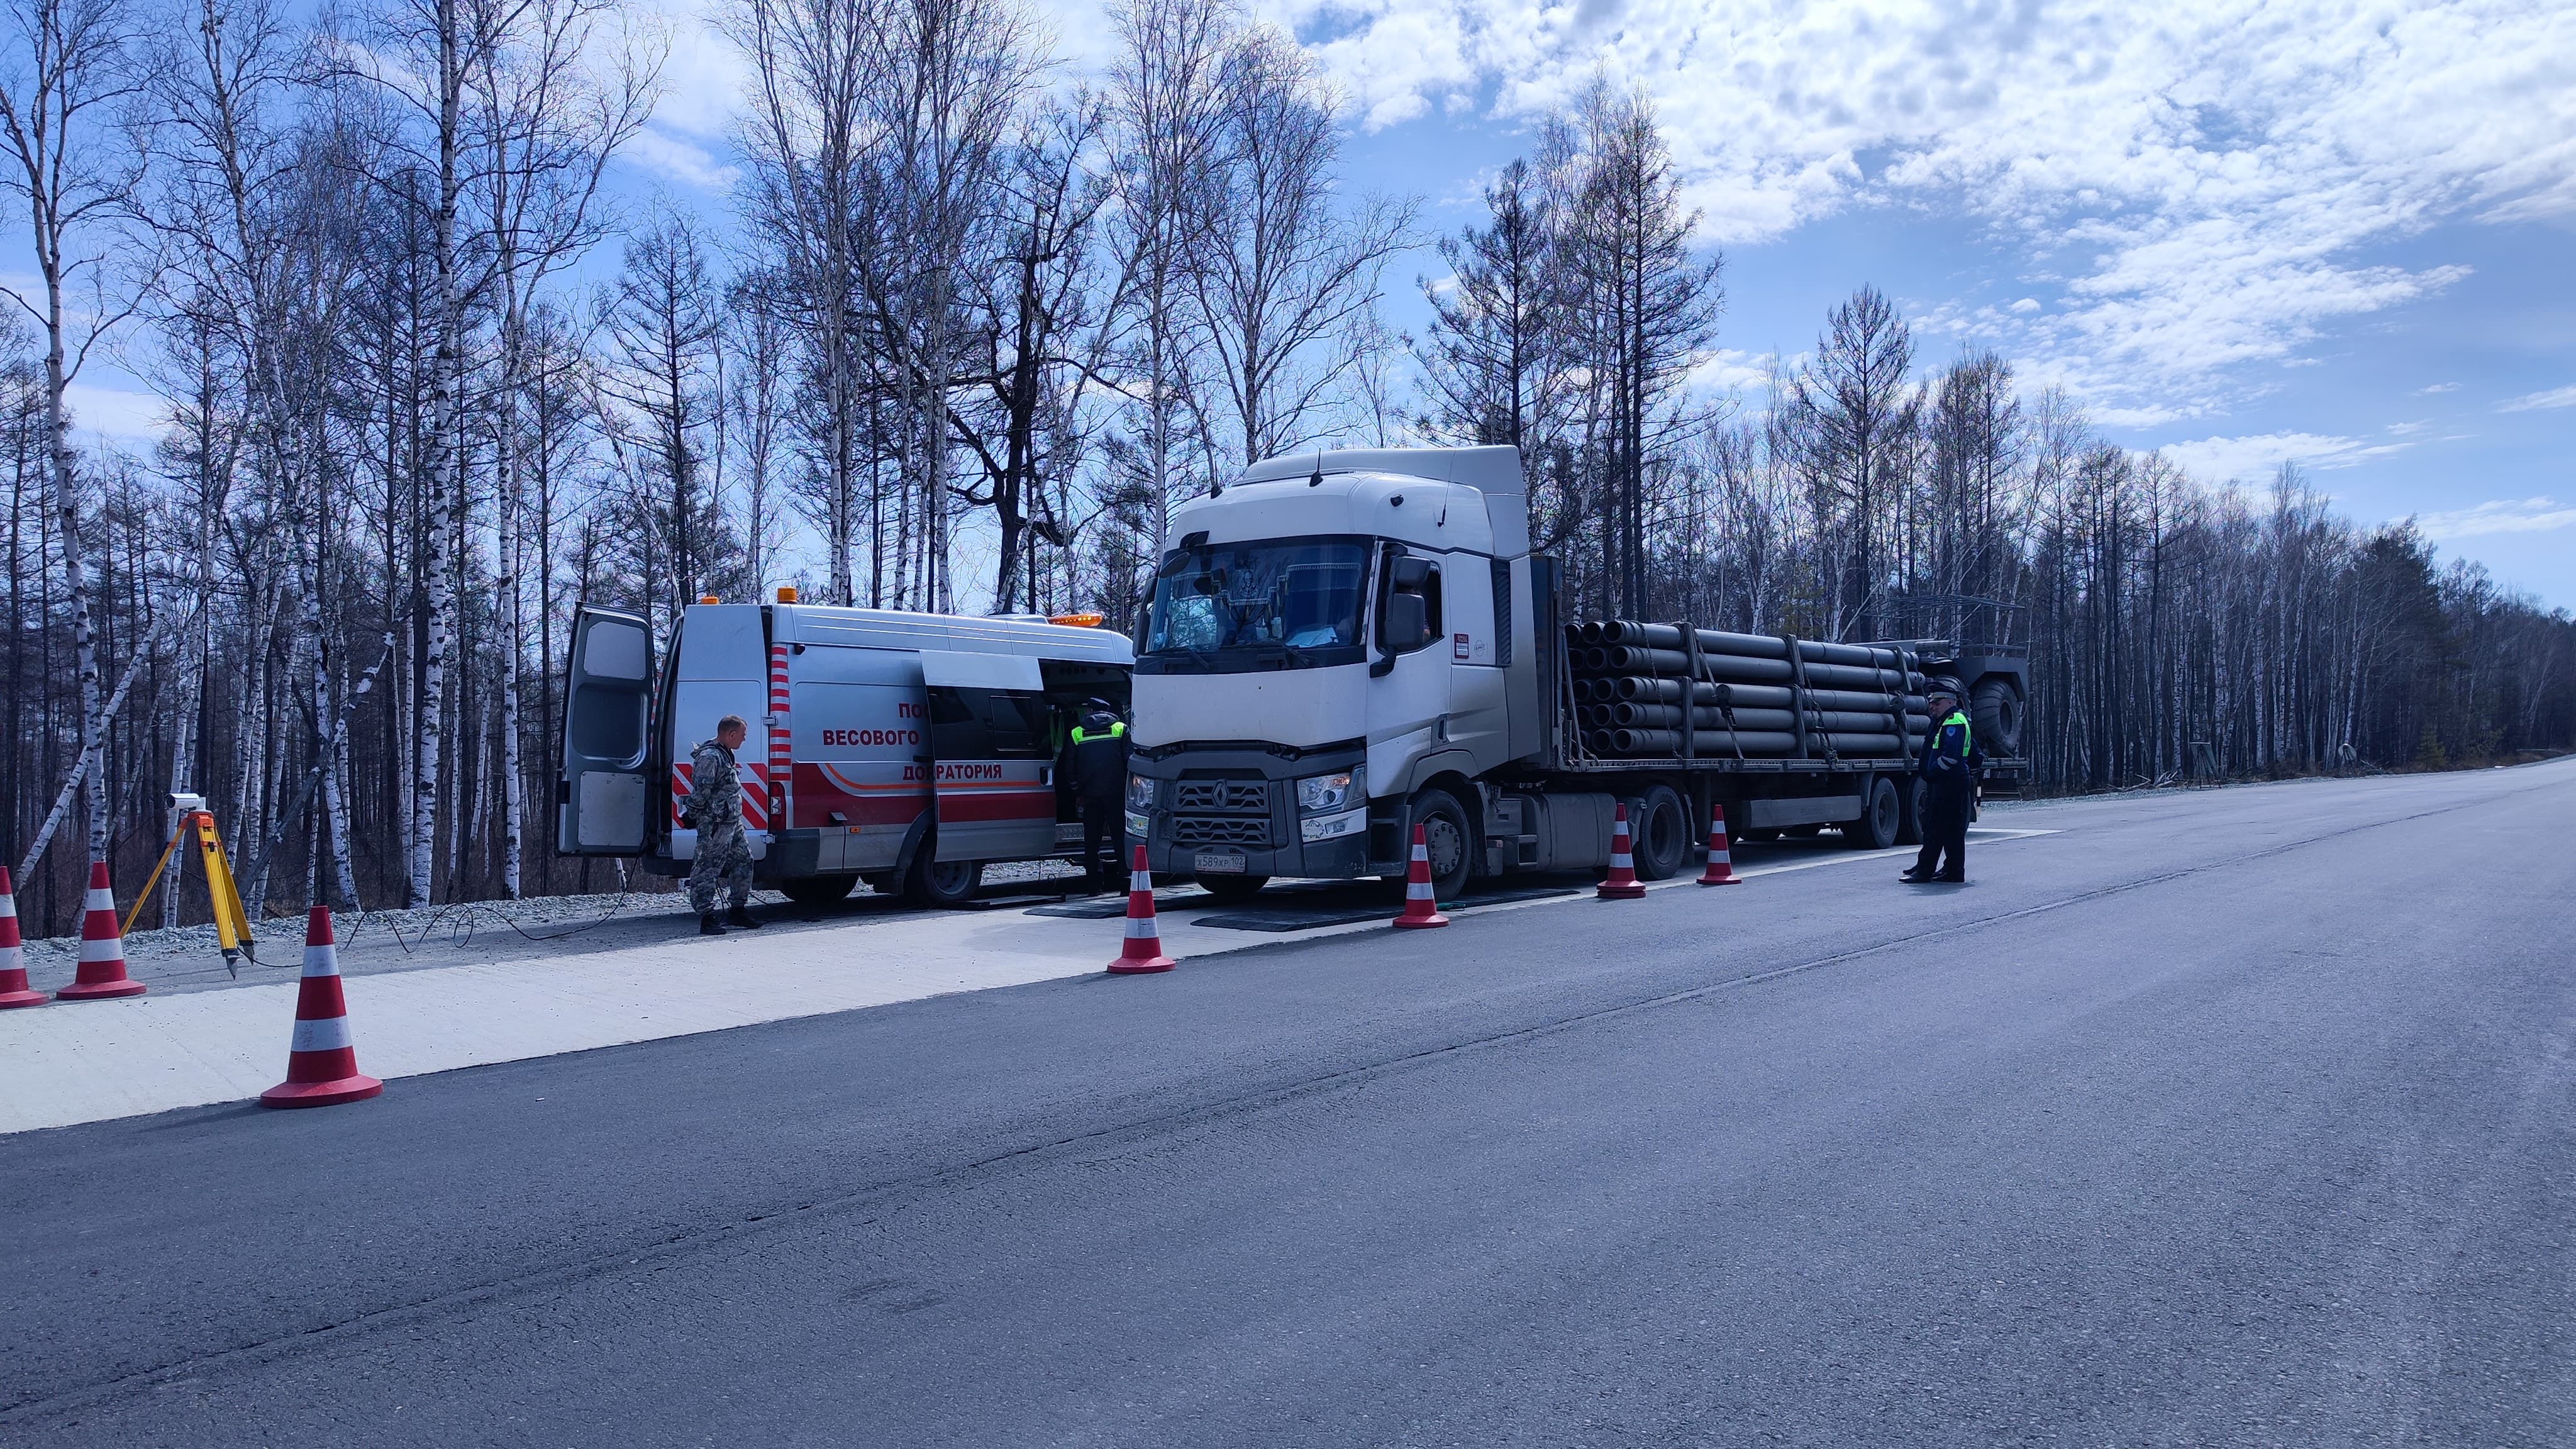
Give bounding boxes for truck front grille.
[1175,779,1270,813]
[1172,816,1274,848]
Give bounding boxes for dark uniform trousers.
[1079,796,1126,887]
[1913,787,1970,880]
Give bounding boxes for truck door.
[1371,548,1450,749]
[919,650,1058,863]
[557,605,652,855]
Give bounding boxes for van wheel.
[780,874,858,906]
[1846,777,1901,850]
[904,854,984,908]
[1404,789,1474,902]
[1197,874,1270,902]
[1629,784,1690,880]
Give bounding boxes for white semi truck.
[1124,445,2028,901]
[555,595,1133,906]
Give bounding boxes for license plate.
[1193,852,1246,874]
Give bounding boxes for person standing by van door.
[689,715,763,935]
[1063,698,1131,892]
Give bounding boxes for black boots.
[726,905,762,930]
[699,913,726,936]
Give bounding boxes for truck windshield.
[1141,536,1370,671]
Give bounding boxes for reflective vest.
[1068,721,1126,745]
[1943,710,1972,757]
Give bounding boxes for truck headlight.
[1124,811,1151,840]
[1296,765,1363,814]
[1126,772,1155,809]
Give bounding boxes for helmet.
[1085,697,1116,713]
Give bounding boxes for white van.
[555,593,1134,907]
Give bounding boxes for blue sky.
[50,0,2576,607]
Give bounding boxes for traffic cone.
[260,906,382,1109]
[1597,802,1646,901]
[0,868,44,1009]
[1392,823,1450,929]
[1697,805,1742,886]
[55,860,145,1001]
[1106,845,1176,974]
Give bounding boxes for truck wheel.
[1971,677,2024,757]
[1629,784,1690,880]
[1894,777,1925,846]
[1846,777,1901,850]
[780,873,858,906]
[1197,874,1270,902]
[1404,789,1474,902]
[904,853,984,908]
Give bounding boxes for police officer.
[688,714,763,935]
[1061,697,1131,892]
[1902,679,1985,884]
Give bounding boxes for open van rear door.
[919,650,1057,863]
[557,605,652,855]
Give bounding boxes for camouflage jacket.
[689,739,745,836]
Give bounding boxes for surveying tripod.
[126,793,258,976]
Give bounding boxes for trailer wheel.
[1972,677,2024,757]
[904,852,984,908]
[1629,784,1691,880]
[1845,777,1901,850]
[1404,789,1474,902]
[1894,777,1925,846]
[780,873,858,906]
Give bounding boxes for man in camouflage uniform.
[689,714,762,936]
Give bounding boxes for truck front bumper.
[1128,742,1389,880]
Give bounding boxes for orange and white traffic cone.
[1392,823,1450,929]
[1597,802,1646,901]
[1697,805,1742,886]
[1106,845,1177,974]
[260,906,383,1109]
[0,867,44,1009]
[55,860,145,1001]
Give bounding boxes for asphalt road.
[6,762,2571,1446]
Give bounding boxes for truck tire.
[1629,784,1690,880]
[1197,874,1270,902]
[903,852,983,908]
[1404,789,1474,902]
[1846,777,1901,850]
[780,873,858,906]
[1971,677,2024,758]
[1895,777,1925,846]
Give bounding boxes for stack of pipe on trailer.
[1563,620,1930,760]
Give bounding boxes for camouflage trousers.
[689,825,754,914]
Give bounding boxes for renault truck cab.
[1126,446,1538,899]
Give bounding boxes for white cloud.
[65,382,167,444]
[2419,381,2460,394]
[2499,383,2576,412]
[1282,0,2576,416]
[626,127,738,191]
[2159,430,2412,484]
[2414,497,2576,540]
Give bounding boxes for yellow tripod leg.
[191,815,252,975]
[121,818,190,939]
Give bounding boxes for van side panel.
[786,644,930,874]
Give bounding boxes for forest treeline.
[0,0,2567,933]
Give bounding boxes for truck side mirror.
[1382,592,1430,653]
[1391,556,1432,591]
